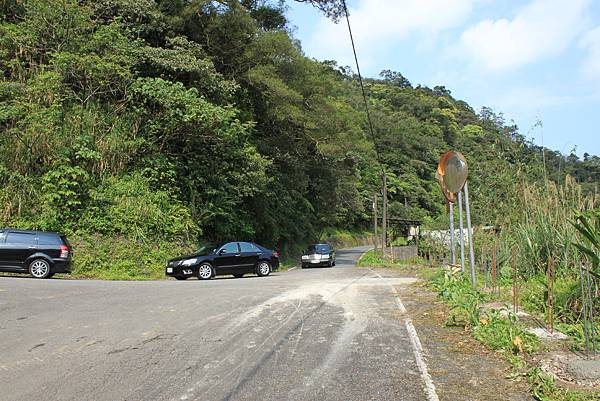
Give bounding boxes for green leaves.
[572,209,600,274]
[128,77,270,240]
[137,36,238,102]
[82,173,198,241]
[51,23,139,103]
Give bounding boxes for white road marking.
[371,270,440,401]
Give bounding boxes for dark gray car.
[301,243,335,268]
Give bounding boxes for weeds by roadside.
[361,253,599,401]
[358,249,433,273]
[429,269,598,401]
[430,270,541,354]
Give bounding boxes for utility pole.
[373,194,378,251]
[382,172,388,258]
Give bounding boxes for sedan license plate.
[166,267,173,273]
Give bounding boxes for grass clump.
[358,249,390,268]
[527,367,598,401]
[432,271,485,328]
[555,322,600,352]
[319,227,374,248]
[431,270,540,355]
[358,249,427,268]
[474,309,540,354]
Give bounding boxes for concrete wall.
[389,245,418,261]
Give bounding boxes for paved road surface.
[0,247,435,401]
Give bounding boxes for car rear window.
[6,232,36,245]
[239,242,260,252]
[60,235,70,247]
[38,234,62,246]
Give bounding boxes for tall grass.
[470,176,599,325]
[502,176,598,278]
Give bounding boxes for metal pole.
[492,241,497,295]
[416,226,420,257]
[580,264,590,356]
[512,247,518,314]
[586,270,596,356]
[382,172,387,258]
[464,182,476,285]
[373,194,378,251]
[548,256,554,334]
[457,190,466,273]
[449,201,456,266]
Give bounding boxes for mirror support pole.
[464,182,476,286]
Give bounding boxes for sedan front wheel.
[197,263,214,280]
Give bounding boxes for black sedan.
[301,243,335,268]
[166,242,279,280]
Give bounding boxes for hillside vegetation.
[1,0,598,277]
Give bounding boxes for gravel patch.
[525,327,569,340]
[539,352,600,388]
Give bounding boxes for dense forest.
[1,0,599,275]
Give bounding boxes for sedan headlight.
[322,255,330,259]
[302,255,309,260]
[181,258,198,266]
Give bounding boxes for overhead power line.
[341,1,389,256]
[341,0,383,165]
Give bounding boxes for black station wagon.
[0,229,72,278]
[166,241,279,280]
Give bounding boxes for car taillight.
[273,250,279,258]
[60,244,69,258]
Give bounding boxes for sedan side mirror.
[218,249,227,255]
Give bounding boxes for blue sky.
[285,0,600,157]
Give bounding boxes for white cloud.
[456,0,592,73]
[485,86,585,111]
[580,26,600,80]
[304,0,477,70]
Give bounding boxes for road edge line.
[404,319,440,401]
[372,270,440,401]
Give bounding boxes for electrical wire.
[341,0,383,165]
[342,0,389,254]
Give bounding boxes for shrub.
[71,234,195,280]
[81,173,198,241]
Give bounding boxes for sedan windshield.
[195,244,217,255]
[308,245,330,253]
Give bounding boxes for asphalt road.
[0,246,435,401]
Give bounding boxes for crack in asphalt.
[108,334,176,355]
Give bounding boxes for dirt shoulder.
[375,267,534,401]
